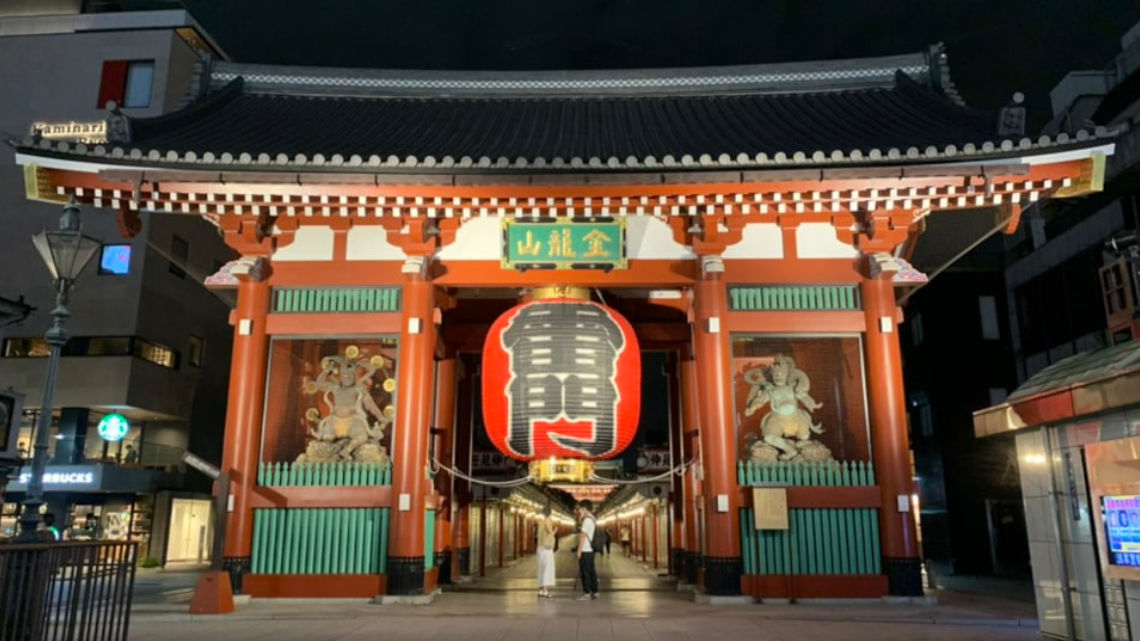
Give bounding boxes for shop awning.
[974,339,1140,437]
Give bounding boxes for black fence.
[0,541,137,641]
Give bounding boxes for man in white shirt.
[575,500,599,600]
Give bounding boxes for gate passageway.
[461,535,673,594]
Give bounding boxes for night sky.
[175,0,1140,127]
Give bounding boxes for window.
[134,340,178,369]
[910,313,925,346]
[123,61,154,108]
[98,244,131,275]
[169,235,189,279]
[188,336,204,368]
[978,296,1001,340]
[2,336,177,369]
[97,60,155,109]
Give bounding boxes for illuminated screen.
[99,244,131,275]
[1103,495,1140,567]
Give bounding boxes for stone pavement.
[128,548,1041,640]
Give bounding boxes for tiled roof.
[15,47,1119,171]
[125,72,997,163]
[1008,339,1140,402]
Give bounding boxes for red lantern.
[482,298,641,461]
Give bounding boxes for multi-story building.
[0,2,234,565]
[903,21,1140,586]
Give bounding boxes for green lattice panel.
[258,461,392,487]
[729,285,861,311]
[737,460,876,487]
[273,287,401,313]
[740,507,881,575]
[251,507,389,575]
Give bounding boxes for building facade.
[974,20,1140,641]
[8,45,1111,601]
[0,5,234,565]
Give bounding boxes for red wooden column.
[498,506,505,567]
[479,499,487,577]
[691,262,743,595]
[667,352,684,576]
[679,356,702,585]
[220,275,271,592]
[433,357,457,585]
[452,359,474,579]
[651,504,660,568]
[640,517,648,562]
[861,276,923,595]
[387,274,437,595]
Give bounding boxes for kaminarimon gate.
[12,45,1112,606]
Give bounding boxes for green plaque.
[501,218,627,271]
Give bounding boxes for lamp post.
[16,197,100,541]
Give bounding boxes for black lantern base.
[222,556,251,595]
[388,556,426,595]
[682,551,701,585]
[436,551,452,585]
[457,547,471,576]
[703,556,742,596]
[883,557,924,596]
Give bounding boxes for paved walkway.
[127,545,1041,640]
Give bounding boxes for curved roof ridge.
[205,49,935,98]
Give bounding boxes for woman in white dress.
[536,506,557,598]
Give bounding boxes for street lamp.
[17,197,100,541]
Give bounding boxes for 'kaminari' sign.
[502,218,626,271]
[30,120,108,143]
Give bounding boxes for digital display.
[99,244,131,275]
[1103,495,1140,567]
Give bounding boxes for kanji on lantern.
[482,299,641,461]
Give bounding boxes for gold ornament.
[370,355,386,367]
[383,405,396,417]
[303,380,318,394]
[345,345,360,359]
[304,408,320,422]
[382,378,396,392]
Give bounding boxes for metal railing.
[0,541,137,641]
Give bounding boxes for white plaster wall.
[345,225,406,261]
[722,222,783,259]
[796,222,858,259]
[272,226,334,261]
[626,216,694,260]
[437,217,501,261]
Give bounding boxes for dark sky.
[178,0,1139,126]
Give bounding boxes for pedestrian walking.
[576,500,600,600]
[536,506,556,598]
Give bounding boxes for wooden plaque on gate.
[752,487,789,530]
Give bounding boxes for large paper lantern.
[482,297,641,461]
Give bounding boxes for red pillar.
[220,277,271,590]
[433,358,457,584]
[498,506,505,567]
[479,499,487,577]
[667,352,684,576]
[651,505,660,569]
[387,276,437,594]
[862,277,922,595]
[680,357,702,584]
[640,517,647,562]
[692,270,743,595]
[452,359,473,578]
